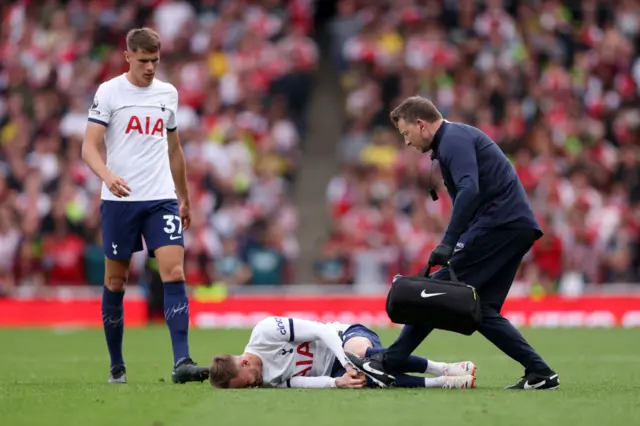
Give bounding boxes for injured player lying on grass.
[208,316,476,389]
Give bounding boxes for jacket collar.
[429,119,449,160]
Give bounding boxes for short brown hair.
[208,355,238,388]
[126,27,161,53]
[389,96,442,127]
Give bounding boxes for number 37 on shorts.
[100,199,184,260]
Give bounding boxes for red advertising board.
[2,295,640,328]
[0,298,148,327]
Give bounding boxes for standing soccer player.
[347,96,559,390]
[82,28,208,384]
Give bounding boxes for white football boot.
[442,374,476,389]
[443,361,476,377]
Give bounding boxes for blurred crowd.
[0,0,317,292]
[3,0,640,294]
[320,0,640,293]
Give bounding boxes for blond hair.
[208,355,238,388]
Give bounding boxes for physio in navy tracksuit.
[354,96,559,390]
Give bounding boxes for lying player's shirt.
[88,74,178,202]
[244,317,351,389]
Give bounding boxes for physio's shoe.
[345,351,395,388]
[172,357,209,384]
[442,374,476,389]
[108,364,127,384]
[505,371,559,390]
[444,361,476,377]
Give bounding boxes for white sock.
[425,360,447,377]
[424,377,446,388]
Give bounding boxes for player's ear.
[240,359,250,367]
[124,51,130,63]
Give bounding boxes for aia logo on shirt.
[125,115,164,136]
[292,342,314,377]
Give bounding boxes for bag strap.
[424,263,459,283]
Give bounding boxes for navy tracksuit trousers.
[383,228,551,374]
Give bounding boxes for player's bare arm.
[81,122,131,198]
[167,129,190,230]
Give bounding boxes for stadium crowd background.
[320,0,640,292]
[0,0,315,292]
[0,0,639,294]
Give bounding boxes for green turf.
[1,327,639,426]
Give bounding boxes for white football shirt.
[244,317,351,388]
[88,74,178,202]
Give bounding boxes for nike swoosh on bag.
[420,291,446,298]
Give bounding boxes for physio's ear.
[415,118,428,128]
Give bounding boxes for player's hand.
[336,369,367,389]
[345,365,365,381]
[345,364,358,376]
[179,200,191,231]
[429,243,453,266]
[104,172,131,198]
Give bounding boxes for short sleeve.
[167,87,179,132]
[87,84,112,127]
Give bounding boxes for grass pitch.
[1,327,639,426]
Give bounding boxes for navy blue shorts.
[341,324,383,348]
[100,199,184,260]
[331,324,383,381]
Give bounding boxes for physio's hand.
[104,172,131,198]
[428,243,453,266]
[336,368,367,389]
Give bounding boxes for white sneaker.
[442,375,476,389]
[444,361,476,377]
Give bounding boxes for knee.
[160,264,185,283]
[478,306,507,331]
[106,276,127,292]
[480,304,501,318]
[343,337,372,358]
